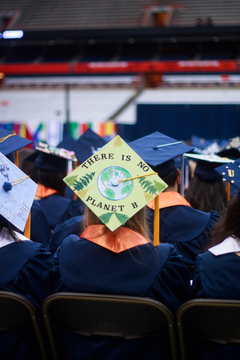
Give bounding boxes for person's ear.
[176,169,181,186]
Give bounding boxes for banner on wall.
[0,121,117,146]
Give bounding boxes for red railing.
[0,60,238,75]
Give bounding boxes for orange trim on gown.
[36,184,59,198]
[147,192,192,210]
[80,225,149,253]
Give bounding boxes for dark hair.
[30,165,66,196]
[158,166,178,188]
[185,177,227,215]
[83,206,149,240]
[18,148,36,175]
[0,223,21,242]
[207,194,240,249]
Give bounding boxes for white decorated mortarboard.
[0,152,37,232]
[184,153,234,181]
[64,135,168,236]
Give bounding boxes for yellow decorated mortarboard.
[64,135,168,233]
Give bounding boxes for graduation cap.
[0,128,32,166]
[191,135,214,150]
[217,136,240,160]
[64,135,168,245]
[57,135,77,152]
[184,153,234,182]
[0,152,37,233]
[202,141,221,155]
[129,132,194,175]
[215,159,240,195]
[72,128,107,163]
[34,141,77,173]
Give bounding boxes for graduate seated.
[130,132,221,272]
[0,128,52,246]
[53,135,190,360]
[190,159,240,360]
[0,152,54,360]
[30,142,82,231]
[184,153,231,216]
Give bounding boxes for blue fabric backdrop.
[117,104,240,142]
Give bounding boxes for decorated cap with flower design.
[64,135,168,234]
[0,152,37,232]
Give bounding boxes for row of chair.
[1,290,240,360]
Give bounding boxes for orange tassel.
[226,181,230,201]
[153,196,159,246]
[14,150,19,167]
[24,211,31,239]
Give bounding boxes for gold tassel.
[226,181,230,201]
[24,212,31,239]
[73,162,78,200]
[153,195,159,246]
[14,150,19,167]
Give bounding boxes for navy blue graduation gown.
[36,193,82,230]
[0,238,54,360]
[147,204,220,267]
[192,251,240,300]
[189,251,240,360]
[53,231,191,360]
[49,215,84,254]
[30,200,51,247]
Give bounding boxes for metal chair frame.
[177,298,240,360]
[0,290,48,360]
[43,292,178,360]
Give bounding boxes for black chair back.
[0,290,48,360]
[177,298,240,360]
[43,292,178,360]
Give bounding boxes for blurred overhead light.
[2,30,24,39]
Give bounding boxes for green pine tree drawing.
[154,180,167,192]
[99,212,114,224]
[115,213,129,225]
[73,172,95,191]
[138,176,157,194]
[64,175,78,188]
[99,212,129,226]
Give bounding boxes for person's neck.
[164,184,178,193]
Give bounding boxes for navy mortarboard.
[72,128,107,163]
[0,128,32,156]
[215,159,240,191]
[191,135,214,151]
[57,134,77,152]
[130,131,194,174]
[0,128,32,165]
[130,131,193,195]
